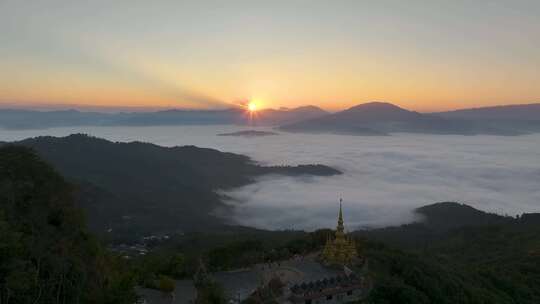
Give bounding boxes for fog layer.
[2,126,539,230]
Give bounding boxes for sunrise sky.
[1,0,539,112]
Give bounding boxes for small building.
[287,273,367,304]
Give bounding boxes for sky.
[1,0,539,112]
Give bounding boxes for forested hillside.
[2,134,340,241]
[0,146,136,303]
[1,146,538,303]
[361,202,540,303]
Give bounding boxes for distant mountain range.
[0,105,328,129]
[280,102,540,136]
[434,103,540,120]
[1,102,539,135]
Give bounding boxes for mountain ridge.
[279,102,504,135]
[434,102,540,120]
[1,134,340,240]
[2,102,539,135]
[355,201,516,249]
[0,105,328,129]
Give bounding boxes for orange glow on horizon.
[2,2,540,113]
[247,101,257,112]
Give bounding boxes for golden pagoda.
[322,200,357,265]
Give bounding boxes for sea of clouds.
[2,125,540,231]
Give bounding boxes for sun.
[247,101,257,112]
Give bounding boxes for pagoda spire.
[321,198,358,265]
[337,198,344,234]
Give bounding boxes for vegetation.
[355,202,514,249]
[194,260,227,304]
[4,134,340,241]
[132,203,540,303]
[131,228,331,287]
[242,277,284,304]
[0,146,136,304]
[362,203,540,304]
[195,281,227,304]
[1,139,539,303]
[157,275,175,294]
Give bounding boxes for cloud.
[216,132,540,230]
[2,126,539,231]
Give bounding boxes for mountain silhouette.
[1,134,340,240]
[0,106,327,129]
[435,103,540,120]
[280,102,522,135]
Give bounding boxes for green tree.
[0,146,136,304]
[158,275,176,294]
[169,254,187,277]
[195,282,226,304]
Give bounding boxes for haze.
[1,0,539,112]
[2,125,539,230]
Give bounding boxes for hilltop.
[349,202,540,303]
[217,130,279,137]
[1,134,340,240]
[435,103,540,120]
[280,102,522,136]
[435,103,540,134]
[355,202,514,248]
